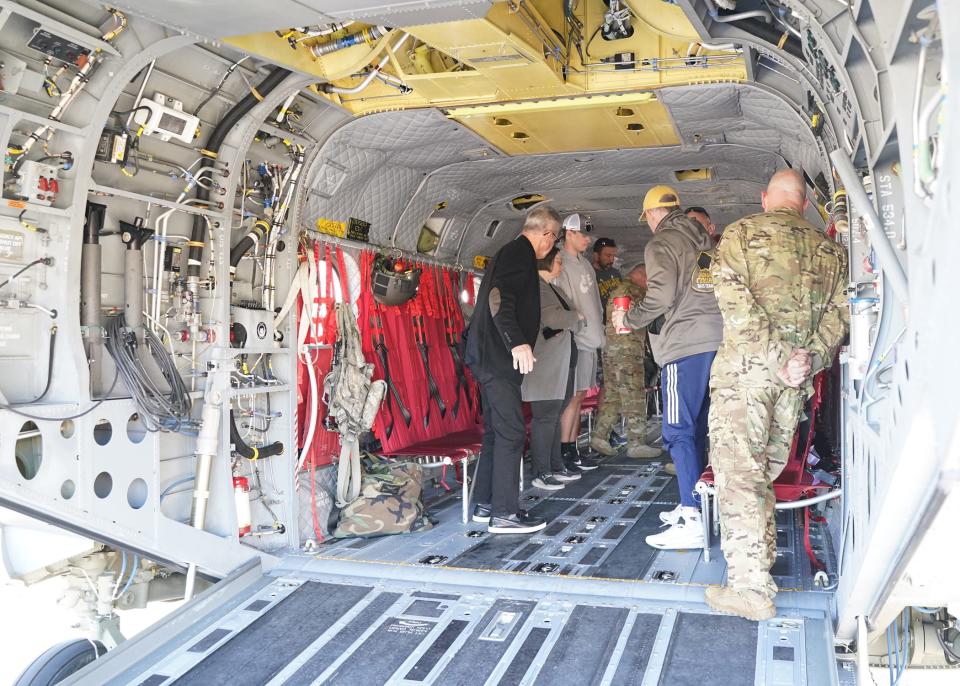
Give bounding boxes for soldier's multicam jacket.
[604,280,648,356]
[710,207,849,390]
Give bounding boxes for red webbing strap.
[466,271,475,306]
[801,372,825,462]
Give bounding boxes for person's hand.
[611,309,629,333]
[511,344,536,374]
[577,311,586,321]
[777,349,812,387]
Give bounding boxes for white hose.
[296,352,319,475]
[323,32,411,95]
[704,0,772,23]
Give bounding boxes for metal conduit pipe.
[774,488,842,510]
[321,32,411,95]
[310,25,389,58]
[829,150,910,303]
[185,66,290,278]
[704,0,773,23]
[729,16,803,59]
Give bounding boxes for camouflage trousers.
[709,384,804,601]
[595,346,649,443]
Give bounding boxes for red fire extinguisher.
[233,476,252,537]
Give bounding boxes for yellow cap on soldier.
[642,185,681,212]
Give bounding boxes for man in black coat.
[465,205,561,533]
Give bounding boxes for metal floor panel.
[315,457,837,597]
[71,458,844,686]
[96,557,840,686]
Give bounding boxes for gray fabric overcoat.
[521,277,583,402]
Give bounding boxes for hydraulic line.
[229,410,283,460]
[185,66,290,279]
[229,218,270,278]
[729,16,803,59]
[321,32,411,95]
[309,25,388,58]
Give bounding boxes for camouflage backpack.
[334,460,433,539]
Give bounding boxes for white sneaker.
[645,518,704,550]
[659,504,683,526]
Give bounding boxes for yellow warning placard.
[473,254,491,270]
[315,217,346,238]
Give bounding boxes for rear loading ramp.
[62,557,846,686]
[63,458,846,685]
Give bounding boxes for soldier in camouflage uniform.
[591,265,660,458]
[705,170,849,621]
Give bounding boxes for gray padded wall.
[299,82,830,267]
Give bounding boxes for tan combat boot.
[626,443,661,459]
[663,462,677,476]
[704,586,776,621]
[590,437,617,456]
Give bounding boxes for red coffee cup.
[612,295,631,334]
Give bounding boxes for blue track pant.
[661,350,716,507]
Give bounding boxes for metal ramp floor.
[67,459,852,686]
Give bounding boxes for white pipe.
[704,0,772,23]
[774,488,842,510]
[126,59,156,128]
[911,38,930,199]
[323,32,410,95]
[295,351,320,475]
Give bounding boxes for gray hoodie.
[624,208,723,365]
[554,249,605,351]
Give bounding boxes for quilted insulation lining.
[300,83,829,266]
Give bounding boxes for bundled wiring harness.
[105,314,193,432]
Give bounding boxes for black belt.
[412,314,446,428]
[371,312,411,439]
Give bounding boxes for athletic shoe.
[590,437,617,456]
[626,443,661,459]
[572,454,600,471]
[552,467,582,482]
[488,511,546,534]
[472,503,492,523]
[532,473,565,491]
[704,586,776,621]
[645,517,704,549]
[659,504,683,526]
[610,432,628,449]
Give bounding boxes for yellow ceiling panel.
[449,93,679,155]
[224,1,746,147]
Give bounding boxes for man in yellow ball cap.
[611,185,723,551]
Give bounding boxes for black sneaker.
[488,511,546,534]
[553,467,582,482]
[569,455,600,472]
[472,503,492,523]
[532,473,565,491]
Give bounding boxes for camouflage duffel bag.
[334,461,433,539]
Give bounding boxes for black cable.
[0,257,51,290]
[104,315,193,433]
[187,66,290,278]
[0,369,121,421]
[193,57,249,117]
[229,409,283,459]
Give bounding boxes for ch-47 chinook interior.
[0,0,956,684]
